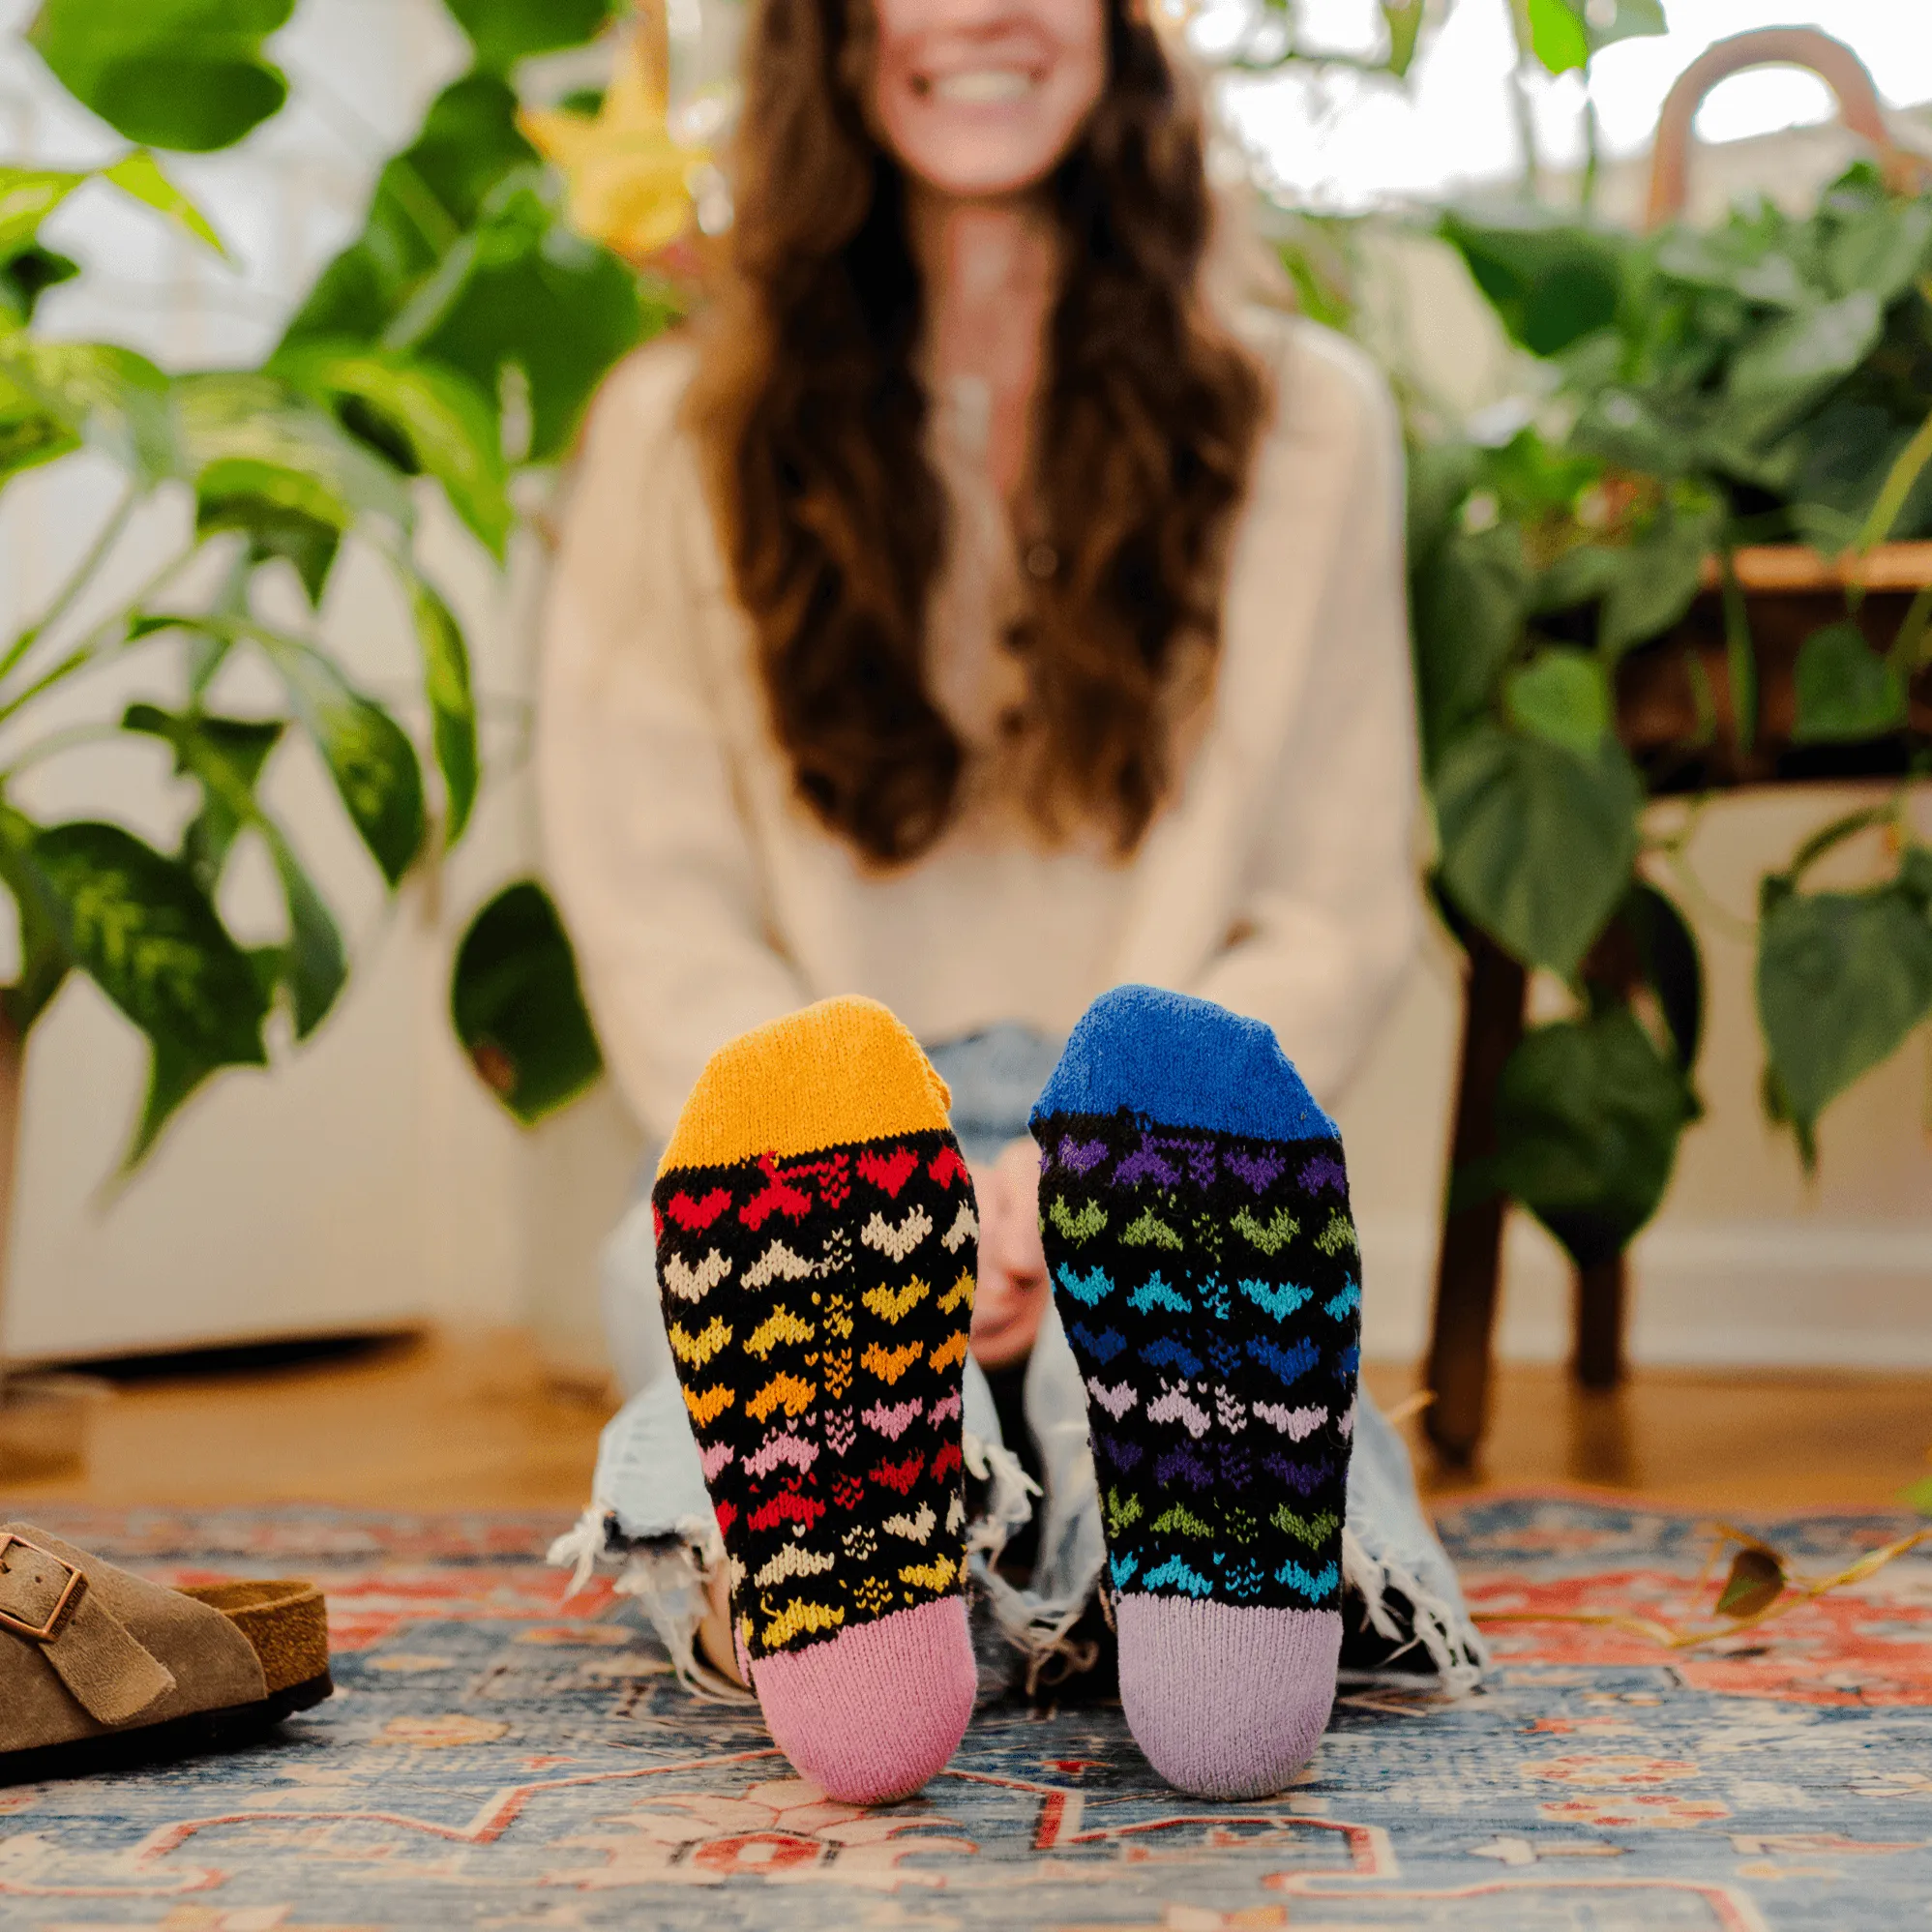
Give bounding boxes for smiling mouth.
[921,69,1038,105]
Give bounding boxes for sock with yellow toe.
[654,996,979,1803]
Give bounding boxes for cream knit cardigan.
[536,308,1422,1146]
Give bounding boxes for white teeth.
[931,69,1033,105]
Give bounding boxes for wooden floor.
[1,1328,1927,1515]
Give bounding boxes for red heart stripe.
[857,1145,920,1197]
[931,1442,963,1482]
[928,1144,967,1190]
[665,1186,731,1232]
[870,1452,925,1496]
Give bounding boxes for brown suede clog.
[1,1523,333,1786]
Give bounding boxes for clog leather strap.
[0,1531,176,1725]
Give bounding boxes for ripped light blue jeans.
[550,1025,1487,1701]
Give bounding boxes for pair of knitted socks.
[654,988,1361,1803]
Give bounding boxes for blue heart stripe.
[1324,1281,1361,1320]
[1142,1555,1214,1596]
[1109,1551,1140,1588]
[1246,1333,1319,1384]
[1056,1263,1115,1307]
[1067,1322,1128,1364]
[1141,1335,1204,1376]
[1127,1270,1191,1315]
[1238,1278,1313,1322]
[1275,1560,1340,1598]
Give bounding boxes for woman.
[539,0,1480,1730]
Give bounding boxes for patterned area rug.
[3,1496,1930,1929]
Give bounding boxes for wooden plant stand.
[1422,30,1932,1465]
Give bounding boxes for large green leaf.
[248,634,426,887]
[1757,884,1932,1138]
[451,880,603,1122]
[407,580,480,842]
[1434,722,1643,978]
[1411,523,1531,770]
[1596,499,1722,658]
[1824,198,1932,308]
[27,0,295,153]
[1722,290,1883,441]
[447,0,614,72]
[30,819,268,1068]
[282,75,538,352]
[123,703,348,1038]
[1,242,80,328]
[1792,621,1907,743]
[271,343,510,558]
[1524,0,1588,74]
[1503,648,1607,757]
[406,181,643,463]
[98,152,228,258]
[0,165,82,250]
[1467,1003,1697,1268]
[1441,208,1629,359]
[260,826,347,1039]
[176,372,413,530]
[0,336,177,484]
[0,803,70,1035]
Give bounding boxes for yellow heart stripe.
[861,1340,924,1384]
[746,1306,815,1357]
[761,1599,846,1649]
[668,1316,731,1368]
[937,1268,975,1314]
[898,1555,958,1593]
[746,1371,817,1421]
[862,1278,930,1323]
[682,1383,734,1428]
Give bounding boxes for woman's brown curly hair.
[688,0,1268,866]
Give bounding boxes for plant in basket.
[1409,32,1932,1450]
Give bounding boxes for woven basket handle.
[1647,27,1919,231]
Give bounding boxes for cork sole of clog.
[1,1577,334,1788]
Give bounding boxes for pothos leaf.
[1792,622,1907,743]
[249,631,426,886]
[29,819,268,1069]
[407,578,480,842]
[0,801,70,1035]
[0,165,83,250]
[450,879,603,1122]
[98,151,228,259]
[1757,882,1932,1142]
[1524,0,1588,75]
[1434,722,1643,979]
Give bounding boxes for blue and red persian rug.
[3,1495,1930,1929]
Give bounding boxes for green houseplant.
[0,0,662,1442]
[1412,156,1932,1299]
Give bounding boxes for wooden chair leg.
[1423,933,1528,1466]
[1574,1254,1627,1391]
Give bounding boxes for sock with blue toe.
[1030,985,1360,1799]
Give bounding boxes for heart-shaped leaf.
[29,818,268,1069]
[248,631,426,887]
[27,0,295,154]
[451,879,603,1122]
[1434,722,1643,978]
